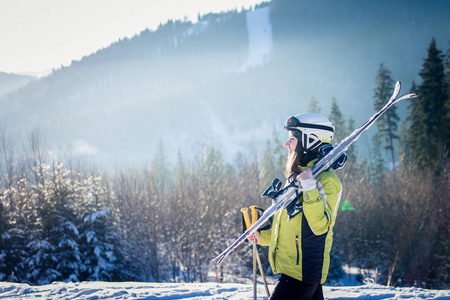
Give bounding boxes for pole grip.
[250,205,258,225]
[241,208,251,230]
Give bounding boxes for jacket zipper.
[295,235,299,265]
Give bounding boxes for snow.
[0,281,448,299]
[239,6,273,71]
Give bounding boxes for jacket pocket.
[295,235,299,265]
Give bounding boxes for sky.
[0,0,266,76]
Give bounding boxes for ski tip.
[394,93,418,103]
[389,81,402,103]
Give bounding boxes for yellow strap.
[241,208,251,230]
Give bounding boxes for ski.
[211,81,416,265]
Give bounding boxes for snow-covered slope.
[243,6,273,69]
[0,281,449,299]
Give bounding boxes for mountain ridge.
[1,0,449,165]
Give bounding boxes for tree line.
[0,38,448,288]
[330,37,449,289]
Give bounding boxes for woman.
[249,113,343,300]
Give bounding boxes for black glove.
[256,207,273,231]
[261,178,282,199]
[285,201,303,220]
[317,144,347,170]
[262,179,304,220]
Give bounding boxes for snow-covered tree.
[26,163,82,284]
[78,175,128,281]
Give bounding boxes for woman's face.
[284,131,298,155]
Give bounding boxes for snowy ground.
[1,281,449,299]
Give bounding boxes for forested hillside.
[0,0,449,164]
[0,72,33,97]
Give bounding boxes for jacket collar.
[300,158,318,171]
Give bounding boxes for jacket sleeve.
[259,208,282,246]
[302,172,342,235]
[259,224,273,246]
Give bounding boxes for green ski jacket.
[260,159,342,284]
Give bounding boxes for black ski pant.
[269,274,324,300]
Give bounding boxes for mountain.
[1,0,449,165]
[0,72,33,97]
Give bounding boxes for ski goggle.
[284,115,334,133]
[284,116,301,130]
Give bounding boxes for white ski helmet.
[284,113,334,152]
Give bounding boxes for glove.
[262,179,304,220]
[285,201,303,220]
[255,207,273,231]
[262,179,301,204]
[261,178,282,199]
[317,144,348,170]
[277,181,303,220]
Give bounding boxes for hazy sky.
[0,0,266,76]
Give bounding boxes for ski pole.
[251,206,257,300]
[241,208,257,300]
[250,206,270,298]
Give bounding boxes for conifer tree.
[308,97,321,114]
[445,42,450,149]
[2,167,37,283]
[26,164,60,284]
[152,140,172,192]
[78,175,127,281]
[0,130,23,282]
[46,164,82,282]
[260,139,275,186]
[397,121,409,166]
[259,128,284,186]
[346,116,357,159]
[271,128,286,177]
[369,133,385,187]
[407,38,449,168]
[373,64,398,169]
[403,81,420,163]
[328,98,347,144]
[25,163,84,284]
[0,201,9,280]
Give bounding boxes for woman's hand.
[247,231,261,245]
[296,168,317,191]
[296,168,316,182]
